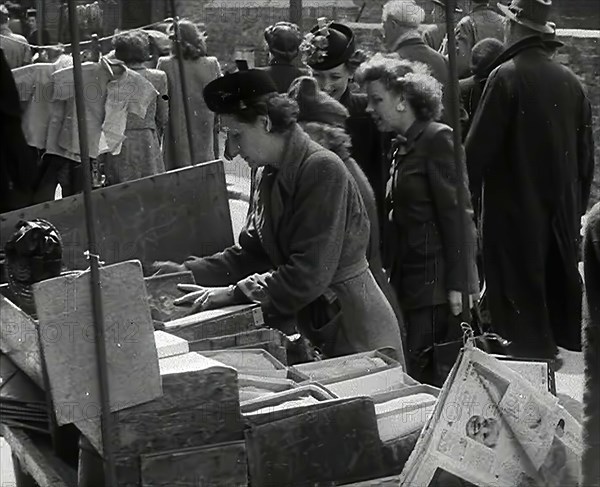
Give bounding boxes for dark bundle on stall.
[3,219,63,318]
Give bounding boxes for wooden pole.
[290,0,302,26]
[36,0,44,46]
[444,0,472,318]
[66,1,119,485]
[168,0,197,165]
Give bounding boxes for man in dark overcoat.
[466,0,595,362]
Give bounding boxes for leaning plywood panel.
[0,285,44,388]
[140,441,248,486]
[0,161,233,272]
[32,260,162,426]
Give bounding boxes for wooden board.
[340,474,403,486]
[326,368,419,399]
[75,353,243,465]
[188,328,287,352]
[244,397,384,486]
[0,161,233,272]
[144,271,196,322]
[164,303,265,341]
[0,286,44,388]
[0,423,77,487]
[200,349,286,378]
[140,441,248,486]
[154,331,189,359]
[33,260,162,426]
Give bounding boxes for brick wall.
[350,23,600,207]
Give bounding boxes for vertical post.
[36,0,44,46]
[444,0,472,318]
[290,0,302,26]
[168,0,196,165]
[66,1,119,486]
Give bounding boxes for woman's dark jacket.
[386,120,479,310]
[340,88,389,239]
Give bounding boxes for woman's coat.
[184,126,404,360]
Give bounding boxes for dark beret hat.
[306,22,355,71]
[203,69,278,114]
[264,22,303,58]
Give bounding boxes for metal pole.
[168,0,196,165]
[444,0,472,318]
[66,1,119,485]
[290,0,302,25]
[36,0,44,46]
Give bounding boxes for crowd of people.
[2,0,596,383]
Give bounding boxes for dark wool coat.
[386,120,479,311]
[184,126,403,359]
[393,33,451,124]
[259,61,311,94]
[466,36,595,359]
[583,203,600,487]
[0,49,35,213]
[340,89,390,242]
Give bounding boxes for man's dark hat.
[498,0,555,34]
[431,1,463,14]
[26,8,37,17]
[203,68,278,114]
[264,22,303,59]
[305,21,355,71]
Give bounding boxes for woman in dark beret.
[356,55,479,384]
[153,69,403,360]
[103,30,169,185]
[303,20,388,247]
[261,21,311,93]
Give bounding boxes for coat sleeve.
[465,67,512,206]
[238,155,352,315]
[183,221,272,286]
[427,128,479,294]
[578,94,595,214]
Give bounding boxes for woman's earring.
[396,103,405,112]
[265,116,272,132]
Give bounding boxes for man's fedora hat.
[498,0,555,34]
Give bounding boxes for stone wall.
[357,0,600,29]
[350,23,600,208]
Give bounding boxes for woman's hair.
[355,53,443,121]
[113,30,150,64]
[234,93,299,133]
[344,49,369,74]
[301,122,352,161]
[171,20,207,60]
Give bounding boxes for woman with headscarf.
[153,69,403,360]
[302,20,388,245]
[157,20,221,169]
[261,21,311,94]
[287,75,407,358]
[103,31,168,185]
[356,55,479,384]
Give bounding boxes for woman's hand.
[151,260,187,275]
[173,284,235,314]
[448,290,479,316]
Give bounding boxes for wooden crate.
[200,349,287,378]
[291,350,400,383]
[164,304,265,341]
[140,441,248,487]
[324,367,419,399]
[75,353,245,487]
[144,271,196,322]
[244,397,384,486]
[241,384,337,413]
[188,328,287,352]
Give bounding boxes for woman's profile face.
[222,115,269,169]
[365,80,405,133]
[313,64,351,101]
